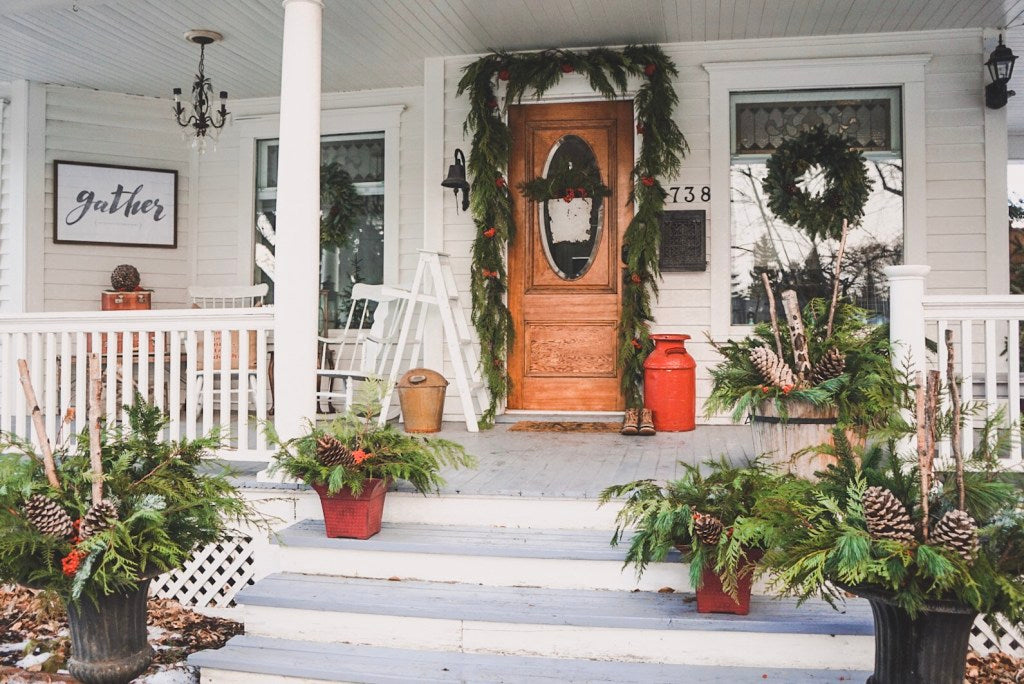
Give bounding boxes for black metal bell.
[442,149,470,211]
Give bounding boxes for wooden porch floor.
[227,422,756,499]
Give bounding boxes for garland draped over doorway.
[457,45,687,425]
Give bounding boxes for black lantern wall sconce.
[442,149,471,212]
[985,35,1018,109]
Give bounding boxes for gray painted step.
[237,572,874,636]
[189,635,872,683]
[274,520,681,562]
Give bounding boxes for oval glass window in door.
[538,135,605,280]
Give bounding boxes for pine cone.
[23,495,74,539]
[81,499,118,539]
[749,346,797,388]
[693,512,724,546]
[931,509,979,563]
[863,486,915,543]
[810,348,846,384]
[316,435,354,467]
[110,264,140,292]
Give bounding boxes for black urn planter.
[67,579,153,684]
[851,585,977,684]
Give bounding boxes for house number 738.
[668,186,710,203]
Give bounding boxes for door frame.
[505,97,638,411]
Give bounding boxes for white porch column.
[885,265,931,376]
[273,0,323,441]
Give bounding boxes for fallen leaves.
[965,650,1024,683]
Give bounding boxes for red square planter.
[695,551,762,615]
[311,478,388,539]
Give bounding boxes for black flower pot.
[851,585,976,684]
[67,579,153,684]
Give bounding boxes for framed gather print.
[53,160,177,248]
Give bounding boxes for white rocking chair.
[316,283,408,416]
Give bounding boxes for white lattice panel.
[150,536,256,608]
[972,614,1024,657]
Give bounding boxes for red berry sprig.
[483,227,497,238]
[560,63,574,73]
[631,339,643,350]
[482,268,500,279]
[644,63,657,77]
[498,68,510,81]
[61,549,86,577]
[630,273,642,284]
[636,122,646,135]
[641,176,656,187]
[563,188,576,203]
[495,176,506,189]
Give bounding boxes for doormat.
[508,421,620,433]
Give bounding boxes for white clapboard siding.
[43,85,193,311]
[0,307,274,461]
[0,97,10,313]
[438,29,991,421]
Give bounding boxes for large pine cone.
[110,264,140,292]
[863,486,915,543]
[931,509,979,563]
[810,348,846,385]
[693,512,724,546]
[316,435,354,467]
[749,346,797,388]
[23,495,74,539]
[81,499,118,539]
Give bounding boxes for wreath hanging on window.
[320,162,364,249]
[457,46,687,425]
[761,126,872,241]
[519,158,612,203]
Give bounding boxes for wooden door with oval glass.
[508,100,633,411]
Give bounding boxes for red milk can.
[643,334,696,432]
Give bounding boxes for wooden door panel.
[507,100,634,411]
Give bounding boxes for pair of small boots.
[621,408,655,436]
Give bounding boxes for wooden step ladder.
[379,250,489,431]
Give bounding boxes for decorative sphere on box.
[110,264,140,292]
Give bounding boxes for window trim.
[703,54,930,339]
[235,105,404,288]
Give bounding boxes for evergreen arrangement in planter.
[758,363,1024,683]
[0,379,257,684]
[599,457,790,615]
[268,383,476,539]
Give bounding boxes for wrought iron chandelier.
[173,30,229,150]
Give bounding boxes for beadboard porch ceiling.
[0,0,1017,100]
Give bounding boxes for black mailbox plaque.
[658,210,706,272]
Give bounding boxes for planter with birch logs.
[0,356,261,684]
[760,337,1024,684]
[705,223,897,475]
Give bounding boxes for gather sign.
[54,161,177,248]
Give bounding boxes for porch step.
[190,635,872,683]
[235,573,876,670]
[251,487,622,530]
[270,519,688,591]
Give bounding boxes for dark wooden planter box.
[67,579,153,684]
[849,585,977,684]
[695,550,762,615]
[312,478,388,539]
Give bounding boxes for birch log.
[945,329,964,510]
[781,290,811,378]
[761,273,784,358]
[16,359,59,489]
[915,372,930,542]
[88,353,103,503]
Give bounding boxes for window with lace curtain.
[254,132,385,328]
[730,87,904,326]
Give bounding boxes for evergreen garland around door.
[457,45,687,424]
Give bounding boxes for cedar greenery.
[761,126,873,241]
[759,419,1024,625]
[0,399,260,604]
[519,157,611,203]
[457,46,687,422]
[704,298,896,427]
[267,382,476,495]
[599,457,791,598]
[319,162,364,250]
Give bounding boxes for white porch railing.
[886,265,1024,467]
[0,307,274,461]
